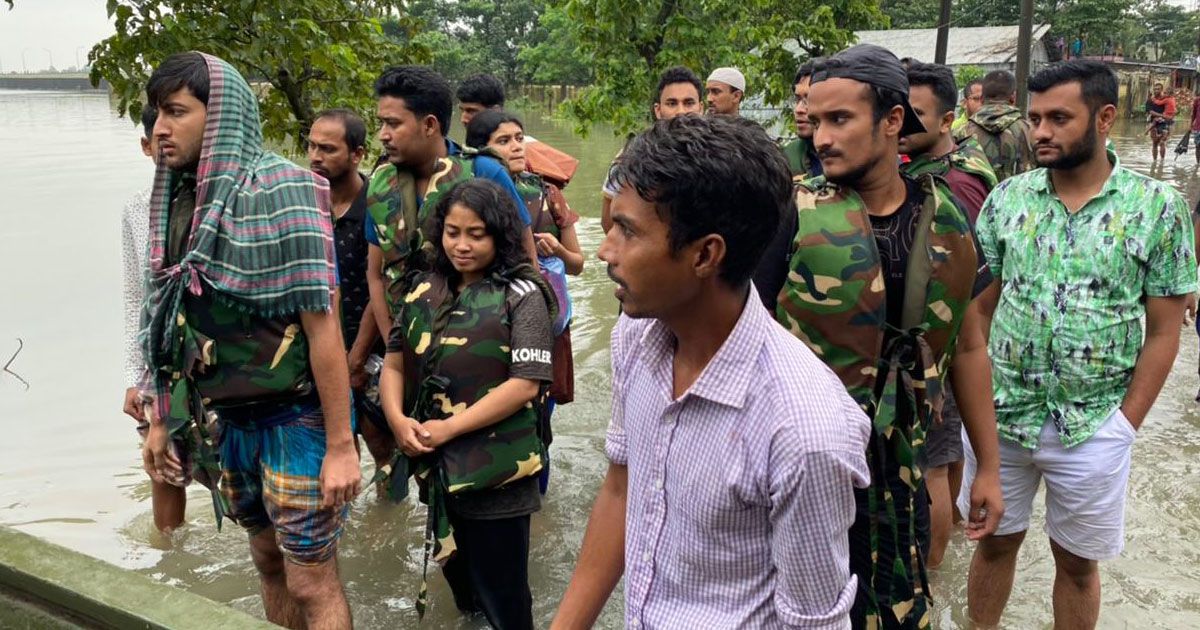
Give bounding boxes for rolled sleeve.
[605,316,632,465]
[769,438,866,629]
[1145,191,1199,297]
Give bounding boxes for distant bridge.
[0,73,107,91]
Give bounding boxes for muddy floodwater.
[3,89,1200,628]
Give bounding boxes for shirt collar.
[1033,146,1122,196]
[638,287,768,409]
[336,172,369,226]
[445,137,462,156]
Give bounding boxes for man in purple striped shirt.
[552,115,871,629]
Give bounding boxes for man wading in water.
[139,52,360,630]
[765,45,1004,628]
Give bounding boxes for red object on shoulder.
[525,140,579,189]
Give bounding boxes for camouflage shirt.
[902,138,998,222]
[977,149,1197,449]
[782,137,823,179]
[965,102,1033,182]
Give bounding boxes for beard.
[1036,124,1099,170]
[824,151,882,188]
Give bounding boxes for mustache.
[817,149,843,160]
[606,266,626,288]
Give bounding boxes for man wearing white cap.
[706,67,745,116]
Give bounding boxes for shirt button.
[642,550,651,562]
[655,478,663,490]
[631,620,640,629]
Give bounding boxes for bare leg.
[358,419,397,498]
[248,528,305,629]
[1050,538,1100,630]
[948,459,965,524]
[967,530,1026,628]
[151,480,187,533]
[285,555,352,630]
[925,465,952,569]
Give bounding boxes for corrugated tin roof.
[852,25,1052,65]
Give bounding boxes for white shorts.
[958,407,1136,561]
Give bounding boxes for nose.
[152,116,169,140]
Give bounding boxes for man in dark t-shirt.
[308,109,394,468]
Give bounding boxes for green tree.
[880,0,940,29]
[549,0,884,136]
[89,0,428,147]
[955,64,984,87]
[517,6,595,85]
[1137,0,1194,61]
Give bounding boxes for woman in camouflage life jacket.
[466,109,584,494]
[378,179,557,628]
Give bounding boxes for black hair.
[1028,60,1118,113]
[793,58,822,87]
[465,109,524,149]
[374,65,453,137]
[140,103,158,139]
[146,52,209,108]
[865,84,909,126]
[982,70,1016,101]
[964,78,983,95]
[655,66,703,105]
[899,57,919,70]
[427,179,528,280]
[906,62,958,115]
[610,115,791,287]
[313,108,367,152]
[456,74,506,108]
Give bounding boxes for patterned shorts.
[219,404,351,565]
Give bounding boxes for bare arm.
[300,307,361,507]
[551,463,627,630]
[347,305,380,389]
[1121,295,1188,428]
[379,350,431,456]
[558,224,586,275]
[419,377,540,447]
[950,290,1004,539]
[366,245,393,340]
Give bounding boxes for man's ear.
[691,234,728,281]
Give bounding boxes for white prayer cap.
[706,67,745,92]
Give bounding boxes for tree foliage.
[89,0,428,147]
[547,0,884,136]
[880,0,941,29]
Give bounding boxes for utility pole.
[934,0,953,64]
[1015,0,1034,112]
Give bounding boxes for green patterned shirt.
[977,149,1197,449]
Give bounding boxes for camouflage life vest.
[364,146,507,314]
[392,266,556,616]
[965,102,1033,181]
[515,171,560,239]
[902,137,999,192]
[782,137,822,180]
[774,173,977,628]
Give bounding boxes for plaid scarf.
[140,53,336,425]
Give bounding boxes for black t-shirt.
[334,174,381,354]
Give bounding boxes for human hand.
[141,421,185,486]
[535,232,563,258]
[319,443,362,508]
[123,387,145,422]
[1184,293,1197,326]
[392,416,434,457]
[965,470,1004,541]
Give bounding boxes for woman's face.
[487,122,526,175]
[442,202,496,280]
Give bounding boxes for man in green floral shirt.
[962,60,1197,629]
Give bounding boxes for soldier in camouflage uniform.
[364,65,536,343]
[138,52,359,629]
[379,179,555,628]
[898,62,1002,572]
[767,45,1005,629]
[964,70,1034,182]
[782,59,824,180]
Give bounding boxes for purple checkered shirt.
[606,292,870,629]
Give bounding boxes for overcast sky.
[3,0,1198,74]
[0,0,113,72]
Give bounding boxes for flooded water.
[1,89,1199,629]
